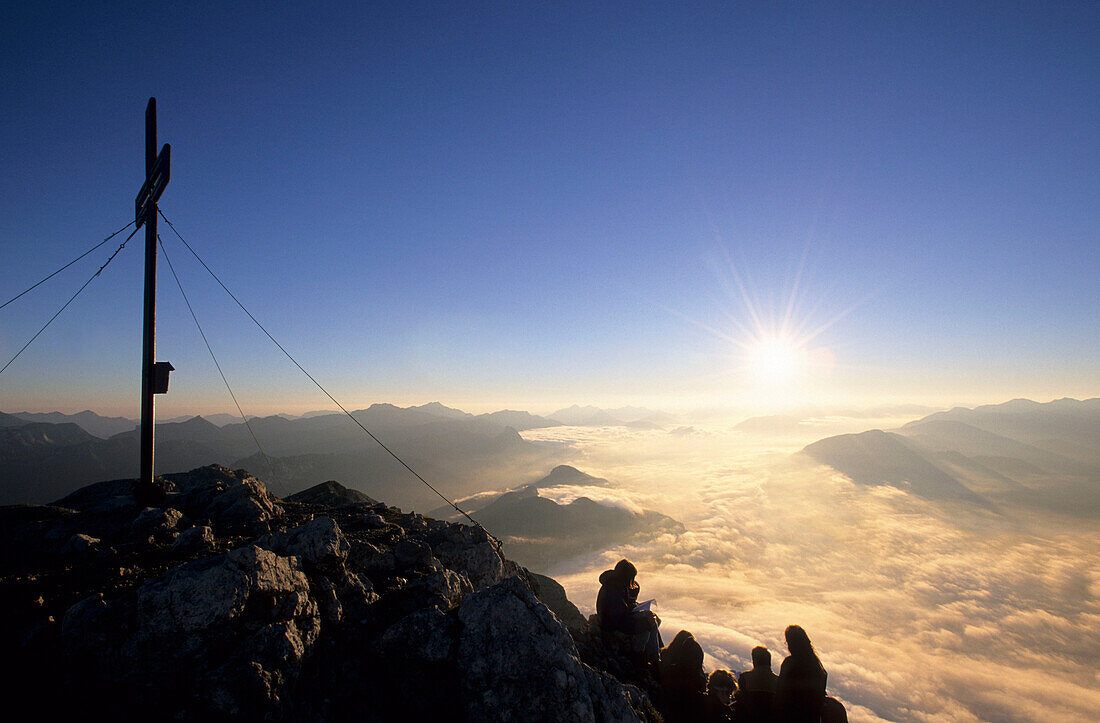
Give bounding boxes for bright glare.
[746,335,803,385]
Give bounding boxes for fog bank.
[520,425,1100,722]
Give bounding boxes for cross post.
[135,97,171,497]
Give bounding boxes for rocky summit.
[0,465,657,722]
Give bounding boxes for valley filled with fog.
[519,419,1099,722]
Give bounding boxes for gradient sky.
[1,1,1097,417]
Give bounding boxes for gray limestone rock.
[204,475,281,531]
[348,540,396,576]
[361,511,388,528]
[532,572,587,631]
[393,537,436,569]
[7,466,671,722]
[130,506,184,542]
[60,532,102,556]
[406,568,474,611]
[457,576,645,722]
[61,544,320,718]
[61,592,106,634]
[164,465,282,534]
[379,607,456,665]
[172,524,214,554]
[258,516,349,570]
[432,524,520,589]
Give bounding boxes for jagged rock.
[457,576,646,722]
[165,465,282,534]
[172,524,214,554]
[371,607,461,716]
[60,532,102,556]
[406,568,474,610]
[575,614,660,697]
[337,571,377,619]
[532,571,587,631]
[379,608,456,664]
[61,544,320,717]
[314,576,344,623]
[348,540,396,575]
[3,466,666,721]
[129,545,317,666]
[401,511,431,535]
[61,592,106,634]
[131,506,183,542]
[361,511,388,528]
[258,516,349,570]
[431,524,520,589]
[204,475,281,531]
[393,537,436,569]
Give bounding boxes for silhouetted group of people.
[596,559,846,722]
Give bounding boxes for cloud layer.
[523,426,1100,722]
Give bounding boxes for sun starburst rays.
[691,244,868,399]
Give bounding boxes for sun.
[664,242,861,400]
[745,334,805,385]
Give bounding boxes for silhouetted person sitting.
[658,630,707,722]
[705,668,737,723]
[595,559,661,665]
[822,695,848,723]
[775,625,827,722]
[737,645,778,722]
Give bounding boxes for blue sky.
[1,1,1097,416]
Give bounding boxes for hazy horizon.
[3,393,1095,427]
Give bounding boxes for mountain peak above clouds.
[531,464,609,489]
[802,429,987,504]
[903,397,1100,468]
[547,405,672,427]
[474,409,561,431]
[605,406,675,424]
[548,405,624,426]
[803,398,1100,516]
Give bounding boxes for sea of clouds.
[520,425,1100,722]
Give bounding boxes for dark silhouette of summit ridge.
[0,466,661,721]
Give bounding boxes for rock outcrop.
[0,465,656,722]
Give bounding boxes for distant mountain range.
[0,396,684,573]
[801,398,1100,517]
[0,401,683,508]
[733,414,808,435]
[0,410,137,438]
[547,404,673,427]
[0,402,572,509]
[1,401,673,440]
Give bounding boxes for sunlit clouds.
[523,425,1100,723]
